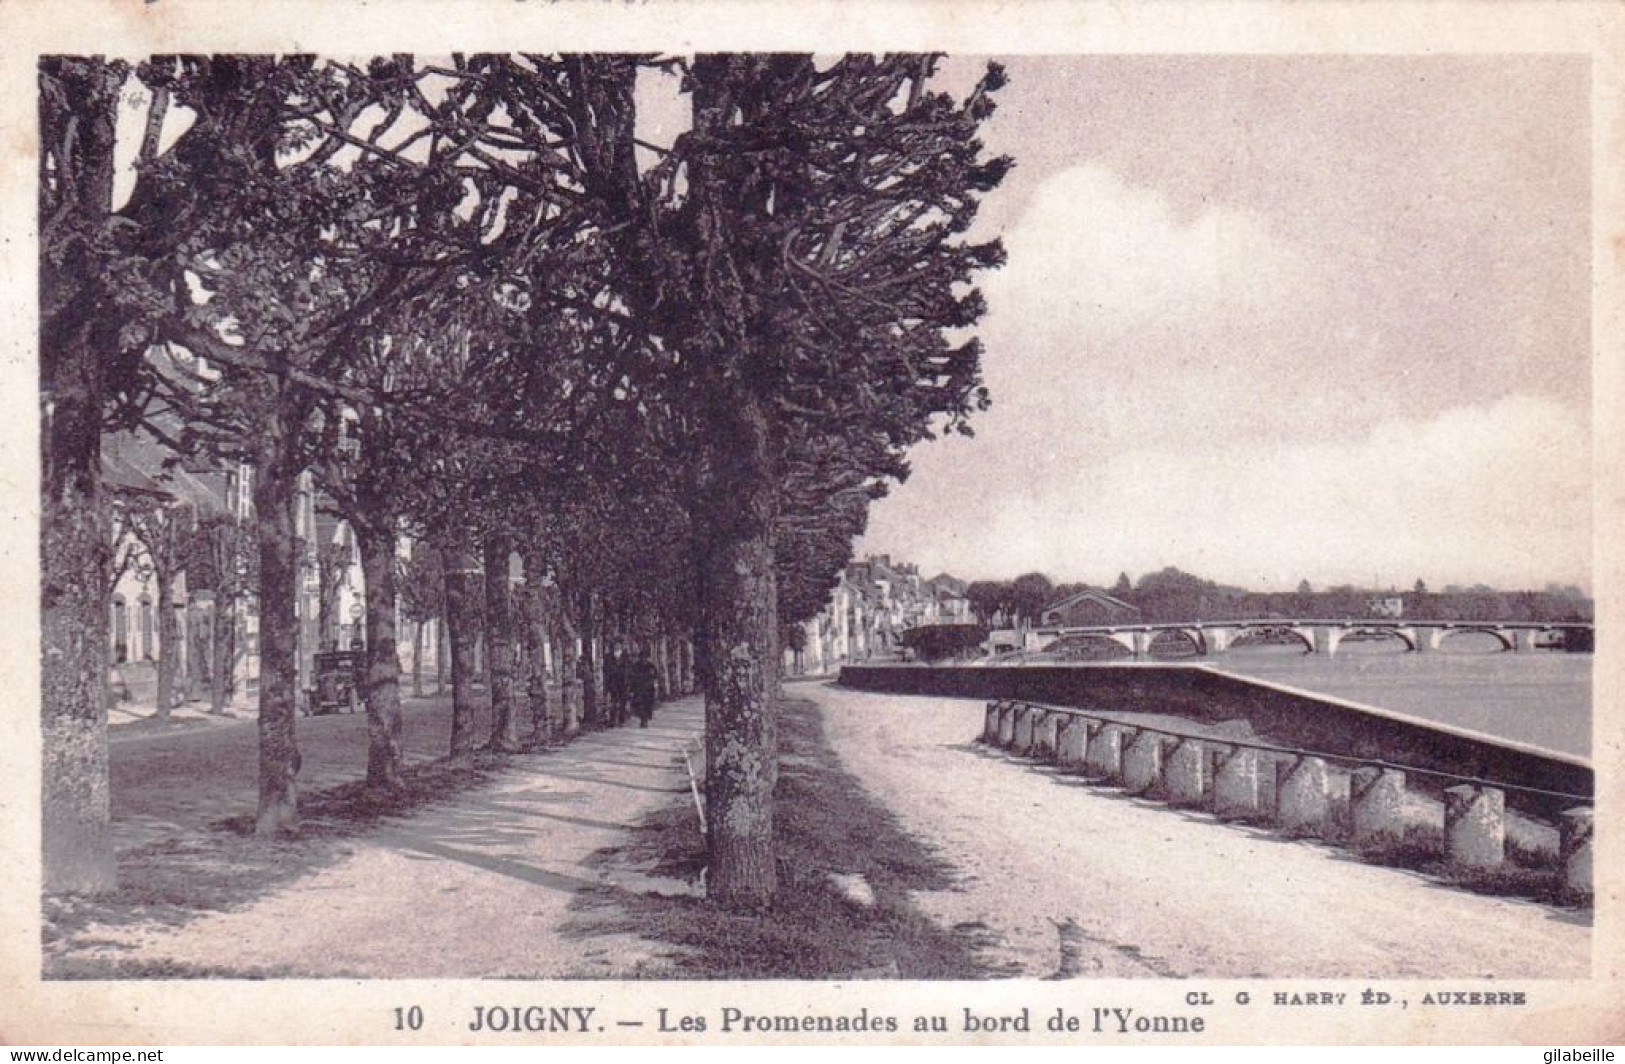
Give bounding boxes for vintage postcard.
[2,0,1621,1048]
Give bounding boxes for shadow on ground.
[561,696,1016,980]
[44,700,542,978]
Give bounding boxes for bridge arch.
[1225,624,1314,654]
[1039,633,1135,660]
[1437,627,1515,652]
[1146,628,1203,658]
[1339,626,1418,652]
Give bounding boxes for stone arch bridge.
[1031,619,1594,658]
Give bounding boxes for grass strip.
[569,695,1012,979]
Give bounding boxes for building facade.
[1039,588,1142,627]
[103,428,382,713]
[783,554,974,676]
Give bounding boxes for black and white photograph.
[6,0,1623,1048]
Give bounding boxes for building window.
[111,596,127,664]
[139,594,154,660]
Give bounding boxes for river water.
[1202,635,1592,757]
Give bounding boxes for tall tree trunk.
[437,611,449,694]
[41,378,117,891]
[556,604,581,735]
[581,594,601,727]
[210,595,234,714]
[411,619,424,698]
[188,602,209,702]
[578,592,600,728]
[317,571,336,650]
[519,564,551,741]
[153,565,177,720]
[656,633,672,700]
[483,534,520,751]
[252,427,302,837]
[40,325,116,894]
[526,625,550,740]
[440,544,481,761]
[696,394,781,910]
[40,57,121,895]
[357,523,403,791]
[225,601,239,703]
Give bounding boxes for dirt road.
[809,684,1591,979]
[108,695,487,852]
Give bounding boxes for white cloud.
[968,165,1361,460]
[985,165,1311,345]
[957,393,1591,590]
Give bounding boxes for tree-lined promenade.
[41,54,1011,908]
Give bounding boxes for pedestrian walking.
[631,650,658,728]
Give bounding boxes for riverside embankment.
[809,683,1591,978]
[837,662,1592,815]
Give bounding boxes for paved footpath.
[84,698,707,979]
[808,684,1593,979]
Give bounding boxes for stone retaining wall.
[975,698,1593,898]
[838,663,1592,816]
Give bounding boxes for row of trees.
[109,481,483,724]
[962,568,1594,627]
[41,54,1011,907]
[103,487,256,720]
[963,572,1063,629]
[897,623,988,662]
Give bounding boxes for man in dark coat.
[630,651,658,728]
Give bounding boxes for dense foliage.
[964,565,1594,627]
[898,623,990,662]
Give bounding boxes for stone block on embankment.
[1213,745,1262,820]
[996,702,1016,747]
[1033,710,1061,760]
[1164,739,1206,806]
[1120,729,1164,794]
[1056,715,1090,767]
[1084,723,1125,781]
[1275,756,1330,835]
[1012,704,1037,755]
[1443,784,1505,870]
[1560,807,1593,896]
[983,701,1001,743]
[1351,767,1407,848]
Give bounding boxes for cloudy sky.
[858,55,1591,593]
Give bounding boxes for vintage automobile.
[306,649,365,716]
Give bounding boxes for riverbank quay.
[838,663,1592,815]
[981,696,1590,903]
[809,684,1590,978]
[839,663,1593,904]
